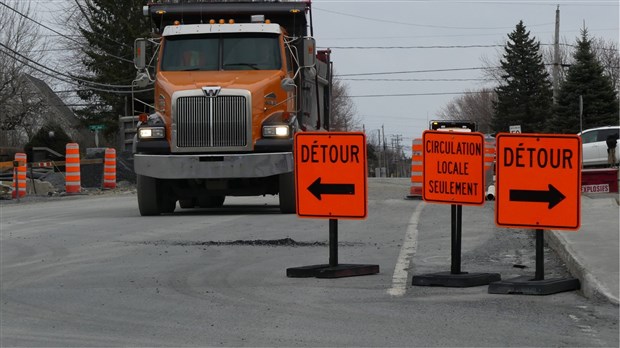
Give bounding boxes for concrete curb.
[546,231,619,305]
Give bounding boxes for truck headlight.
[262,125,290,138]
[138,127,165,139]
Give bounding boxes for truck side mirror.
[281,77,296,92]
[134,39,147,70]
[303,37,316,67]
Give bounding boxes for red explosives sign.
[495,133,581,230]
[295,132,367,219]
[422,130,485,205]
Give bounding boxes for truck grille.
[175,95,249,149]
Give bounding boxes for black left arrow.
[308,177,355,200]
[509,184,566,209]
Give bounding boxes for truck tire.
[159,197,177,214]
[179,199,196,209]
[137,174,161,216]
[198,195,225,208]
[279,171,296,214]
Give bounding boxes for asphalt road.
[1,178,618,347]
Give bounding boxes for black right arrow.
[307,177,355,200]
[509,184,566,209]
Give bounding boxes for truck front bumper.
[134,152,294,179]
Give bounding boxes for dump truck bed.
[147,0,310,37]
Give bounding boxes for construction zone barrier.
[484,139,496,200]
[484,140,496,172]
[12,153,27,199]
[408,138,423,198]
[65,143,81,194]
[103,148,116,189]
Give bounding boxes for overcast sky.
[310,0,619,149]
[25,0,620,152]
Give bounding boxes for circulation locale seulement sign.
[422,130,486,205]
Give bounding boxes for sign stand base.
[487,276,580,295]
[287,263,380,278]
[489,229,580,295]
[286,219,379,279]
[412,271,501,287]
[412,205,501,287]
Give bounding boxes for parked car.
[578,126,619,167]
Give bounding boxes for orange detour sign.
[295,132,367,219]
[495,133,581,230]
[422,130,486,205]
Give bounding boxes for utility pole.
[552,5,560,104]
[391,134,403,177]
[377,129,382,177]
[390,137,396,177]
[579,95,583,133]
[382,125,389,177]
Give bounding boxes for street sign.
[89,124,105,131]
[295,132,367,219]
[509,125,521,133]
[422,130,485,205]
[495,133,581,230]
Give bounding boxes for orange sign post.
[489,133,581,296]
[495,133,581,230]
[422,130,485,205]
[287,132,378,279]
[295,132,367,219]
[412,130,501,288]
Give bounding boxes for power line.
[0,42,137,88]
[335,67,491,77]
[314,7,554,30]
[0,1,134,65]
[341,78,491,81]
[322,43,616,50]
[319,27,620,41]
[313,1,618,7]
[324,44,503,49]
[340,91,494,98]
[0,45,153,94]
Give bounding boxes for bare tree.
[0,1,48,146]
[542,38,572,85]
[543,37,617,94]
[592,37,619,94]
[329,77,361,131]
[437,89,497,134]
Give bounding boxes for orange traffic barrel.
[65,143,81,194]
[12,153,27,198]
[103,148,116,189]
[484,139,496,172]
[408,138,423,198]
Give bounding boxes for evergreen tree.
[72,0,151,136]
[547,29,619,133]
[492,21,553,133]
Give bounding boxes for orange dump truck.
[133,0,331,215]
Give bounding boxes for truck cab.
[133,1,330,216]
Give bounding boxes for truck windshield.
[161,33,281,71]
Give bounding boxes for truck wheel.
[279,171,296,214]
[179,199,196,209]
[159,198,176,214]
[137,174,161,216]
[198,195,225,208]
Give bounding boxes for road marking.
[387,201,425,297]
